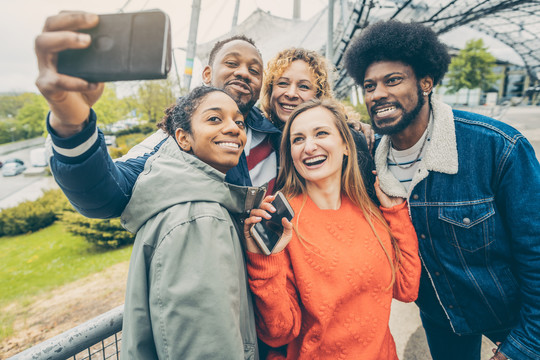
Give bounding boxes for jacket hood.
[121,137,266,233]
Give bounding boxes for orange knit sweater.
[247,195,421,360]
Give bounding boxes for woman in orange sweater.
[243,98,421,359]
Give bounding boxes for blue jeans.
[420,310,511,360]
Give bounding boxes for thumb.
[271,218,293,254]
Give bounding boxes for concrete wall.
[0,137,45,156]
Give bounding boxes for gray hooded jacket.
[120,137,265,360]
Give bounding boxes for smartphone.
[250,192,294,255]
[57,10,171,82]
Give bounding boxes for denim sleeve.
[47,110,164,219]
[496,136,540,360]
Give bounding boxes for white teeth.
[282,104,296,110]
[304,156,326,165]
[376,106,396,115]
[217,142,239,149]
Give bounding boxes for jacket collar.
[374,96,458,198]
[121,137,266,233]
[246,107,281,134]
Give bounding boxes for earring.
[423,91,430,96]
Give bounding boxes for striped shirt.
[245,128,277,194]
[387,124,431,192]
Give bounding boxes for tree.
[0,92,37,118]
[93,84,128,127]
[0,93,49,144]
[131,78,177,124]
[16,94,49,138]
[446,38,499,105]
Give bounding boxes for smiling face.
[363,61,427,135]
[270,60,318,124]
[289,106,348,189]
[175,91,246,174]
[202,40,263,115]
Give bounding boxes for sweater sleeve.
[380,202,421,302]
[247,251,303,348]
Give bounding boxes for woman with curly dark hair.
[121,86,266,360]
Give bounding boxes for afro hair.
[344,20,451,86]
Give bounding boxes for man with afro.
[345,20,540,360]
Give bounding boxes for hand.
[243,195,293,254]
[489,342,508,360]
[358,122,375,152]
[373,171,405,208]
[35,11,105,137]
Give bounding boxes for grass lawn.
[0,222,132,307]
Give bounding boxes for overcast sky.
[0,0,522,94]
[0,0,327,94]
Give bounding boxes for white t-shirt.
[387,119,432,192]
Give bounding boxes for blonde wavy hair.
[277,98,401,288]
[260,48,333,127]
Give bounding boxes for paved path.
[498,106,540,159]
[0,176,58,210]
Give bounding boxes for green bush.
[108,145,130,159]
[108,132,153,159]
[0,188,134,249]
[0,189,71,237]
[60,211,135,249]
[114,122,156,137]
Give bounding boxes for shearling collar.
[374,96,458,199]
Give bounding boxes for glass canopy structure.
[331,0,540,98]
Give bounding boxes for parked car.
[104,135,117,147]
[30,147,48,167]
[2,158,26,177]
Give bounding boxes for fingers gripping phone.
[250,192,294,255]
[57,10,171,82]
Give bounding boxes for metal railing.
[8,305,123,360]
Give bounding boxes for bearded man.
[345,20,540,360]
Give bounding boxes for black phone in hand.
[57,10,171,82]
[250,192,294,255]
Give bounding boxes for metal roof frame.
[332,0,540,98]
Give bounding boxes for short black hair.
[207,34,260,66]
[157,86,228,136]
[344,20,451,86]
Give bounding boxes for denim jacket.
[374,97,540,360]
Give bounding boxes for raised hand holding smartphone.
[57,10,171,82]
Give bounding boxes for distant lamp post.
[184,0,202,90]
[172,47,187,94]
